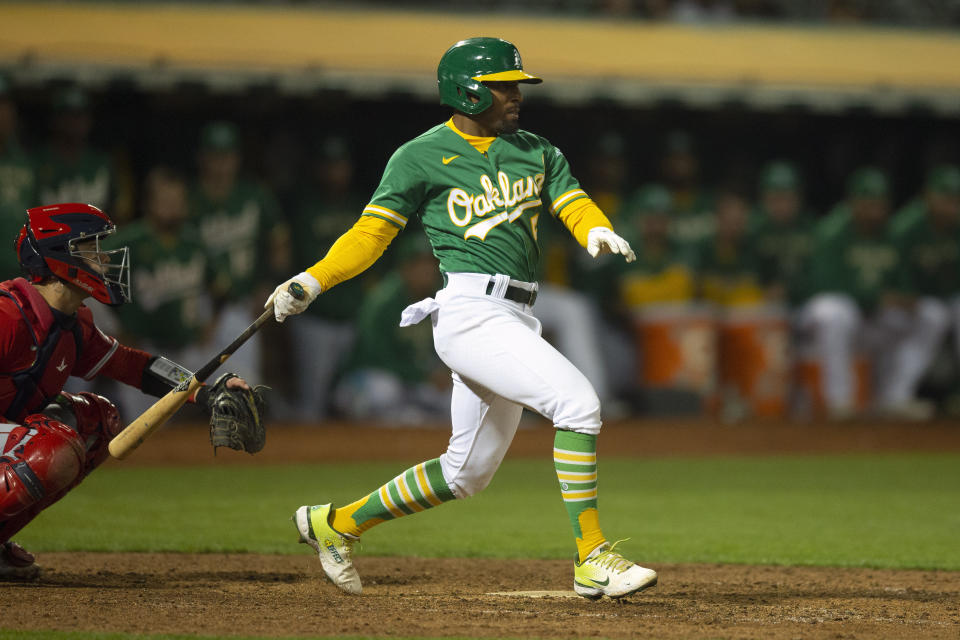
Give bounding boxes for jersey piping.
[362,204,408,229]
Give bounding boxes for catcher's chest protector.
[0,281,83,423]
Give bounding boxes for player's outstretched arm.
[266,215,400,322]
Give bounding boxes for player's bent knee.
[0,418,85,518]
[553,389,602,435]
[446,471,494,499]
[439,454,498,499]
[560,421,602,436]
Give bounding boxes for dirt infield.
[4,420,960,639]
[5,553,959,639]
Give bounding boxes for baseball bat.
[107,282,305,460]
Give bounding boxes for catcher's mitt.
[201,373,269,454]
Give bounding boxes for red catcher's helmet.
[16,203,130,306]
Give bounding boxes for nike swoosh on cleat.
[577,577,610,587]
[442,155,460,165]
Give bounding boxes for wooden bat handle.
[108,377,203,460]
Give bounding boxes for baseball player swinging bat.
[107,282,305,460]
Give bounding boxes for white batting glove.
[266,272,322,323]
[586,227,636,263]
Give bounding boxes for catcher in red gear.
[0,203,254,579]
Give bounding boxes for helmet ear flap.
[16,224,51,281]
[454,80,493,116]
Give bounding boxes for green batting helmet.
[437,37,542,116]
[626,184,672,218]
[925,164,960,195]
[759,161,801,193]
[847,166,889,199]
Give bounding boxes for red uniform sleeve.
[72,305,152,389]
[0,304,22,362]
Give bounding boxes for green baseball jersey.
[362,122,588,283]
[34,146,113,211]
[617,240,696,307]
[749,210,816,306]
[342,272,442,383]
[112,220,216,349]
[891,204,960,297]
[815,203,853,240]
[189,181,282,302]
[806,214,902,311]
[669,188,715,251]
[290,191,367,322]
[694,236,766,306]
[889,198,926,237]
[0,140,36,279]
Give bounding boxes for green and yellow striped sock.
[331,458,457,538]
[554,430,607,562]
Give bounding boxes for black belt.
[485,280,537,306]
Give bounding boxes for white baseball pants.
[882,296,953,406]
[797,292,938,412]
[403,272,602,499]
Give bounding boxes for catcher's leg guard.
[57,392,122,472]
[0,416,86,537]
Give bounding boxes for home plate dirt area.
[5,553,959,639]
[4,420,960,639]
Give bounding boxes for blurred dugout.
[613,161,960,422]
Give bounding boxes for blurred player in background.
[108,167,221,420]
[282,137,368,420]
[34,86,131,222]
[0,203,252,578]
[269,37,657,600]
[695,188,765,307]
[189,121,288,384]
[615,184,700,407]
[659,130,714,252]
[798,167,910,419]
[887,165,960,412]
[618,183,696,309]
[333,236,449,424]
[750,161,816,307]
[0,75,36,280]
[582,132,630,219]
[33,86,134,396]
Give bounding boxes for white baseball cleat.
[573,540,658,600]
[292,504,362,594]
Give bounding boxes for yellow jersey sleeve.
[305,215,400,291]
[556,198,614,248]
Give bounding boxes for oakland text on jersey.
[446,169,546,241]
[133,253,206,313]
[846,244,898,287]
